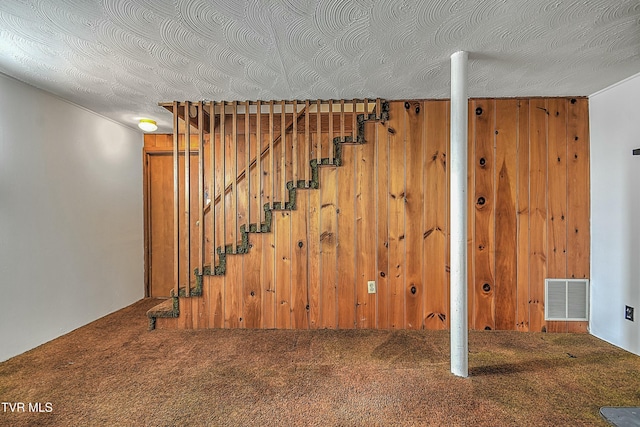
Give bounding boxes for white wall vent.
[545,279,589,321]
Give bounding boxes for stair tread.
[146,299,175,318]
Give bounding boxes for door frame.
[143,147,173,297]
[143,135,202,297]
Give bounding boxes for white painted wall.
[590,72,640,356]
[0,74,144,361]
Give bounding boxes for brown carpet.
[1,298,639,426]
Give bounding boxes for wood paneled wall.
[145,98,590,332]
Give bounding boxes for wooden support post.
[352,99,357,143]
[184,101,191,297]
[173,101,180,297]
[232,101,238,253]
[340,99,345,141]
[269,101,275,209]
[245,100,251,229]
[256,100,262,226]
[376,98,381,120]
[293,100,298,185]
[210,101,216,267]
[281,100,286,204]
[316,100,321,162]
[198,101,204,277]
[329,99,334,163]
[305,100,310,185]
[220,101,226,254]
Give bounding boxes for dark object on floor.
[601,407,640,426]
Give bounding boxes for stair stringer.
[147,101,390,330]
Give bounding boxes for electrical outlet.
[625,305,634,322]
[367,281,376,294]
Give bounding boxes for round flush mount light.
[138,118,157,132]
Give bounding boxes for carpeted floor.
[1,298,639,426]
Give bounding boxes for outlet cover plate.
[367,281,376,294]
[625,305,634,321]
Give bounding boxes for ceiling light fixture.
[138,119,157,132]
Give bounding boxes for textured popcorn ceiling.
[0,0,638,133]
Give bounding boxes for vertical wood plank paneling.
[159,97,592,333]
[494,99,519,330]
[566,98,590,333]
[423,101,449,330]
[275,211,292,328]
[177,297,190,329]
[376,118,390,329]
[320,163,338,328]
[467,100,476,329]
[244,230,262,328]
[262,217,276,329]
[405,101,424,329]
[473,99,496,330]
[546,98,569,333]
[529,98,548,332]
[224,255,243,328]
[207,275,224,328]
[291,189,309,329]
[308,139,321,328]
[356,120,377,328]
[388,101,406,329]
[193,292,205,329]
[516,100,531,331]
[337,125,356,329]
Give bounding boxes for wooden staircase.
[147,99,389,330]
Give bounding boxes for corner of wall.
[589,73,640,355]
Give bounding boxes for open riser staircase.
[147,99,389,330]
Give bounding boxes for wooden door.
[148,153,174,297]
[147,152,199,297]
